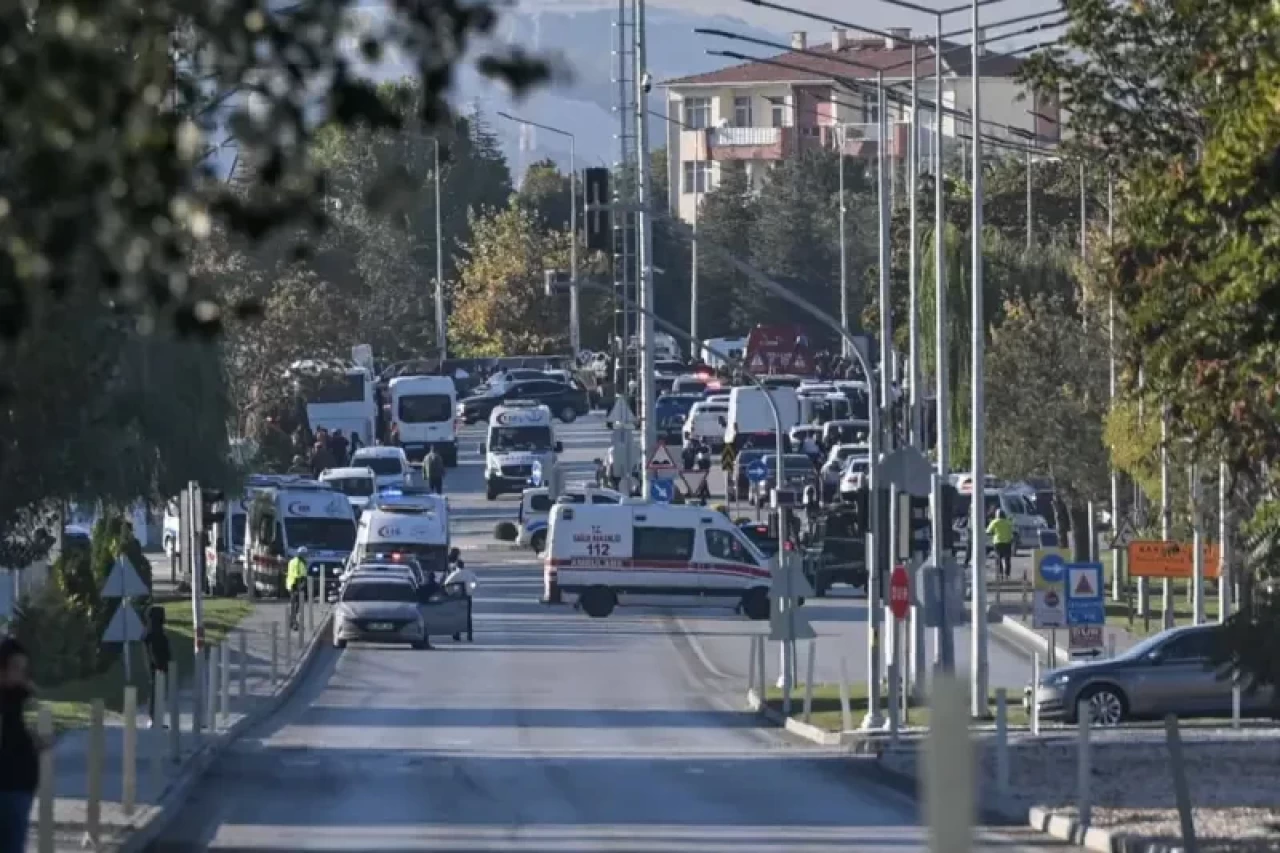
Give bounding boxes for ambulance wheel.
[741,588,770,621]
[580,586,616,618]
[530,530,547,553]
[559,406,578,424]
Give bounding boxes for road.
[147,412,1073,852]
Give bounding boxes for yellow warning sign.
[1126,540,1220,579]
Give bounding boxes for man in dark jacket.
[423,447,445,495]
[143,606,171,729]
[0,637,40,853]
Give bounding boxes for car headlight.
[1041,673,1071,688]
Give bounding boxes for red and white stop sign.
[889,564,910,620]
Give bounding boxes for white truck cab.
[350,446,412,491]
[245,481,357,598]
[388,375,458,466]
[319,466,377,518]
[517,485,622,552]
[544,503,773,619]
[482,401,562,501]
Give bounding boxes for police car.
[544,502,774,619]
[481,401,563,501]
[516,484,622,552]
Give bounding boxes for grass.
[763,681,1030,733]
[38,597,254,732]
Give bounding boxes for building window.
[733,95,753,127]
[771,104,785,128]
[682,160,711,194]
[683,97,711,130]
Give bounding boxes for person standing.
[0,638,41,853]
[423,447,445,495]
[987,509,1016,580]
[286,547,309,630]
[142,606,171,729]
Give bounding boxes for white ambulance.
[353,488,451,577]
[482,401,562,501]
[544,503,773,619]
[388,375,458,466]
[245,481,357,598]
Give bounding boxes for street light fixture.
[497,111,581,356]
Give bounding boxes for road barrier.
[1077,700,1092,828]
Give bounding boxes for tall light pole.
[838,123,850,355]
[907,43,921,451]
[932,11,953,671]
[634,0,658,495]
[432,138,446,362]
[497,112,580,355]
[969,0,990,718]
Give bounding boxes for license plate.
[368,622,394,631]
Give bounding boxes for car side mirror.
[555,441,564,453]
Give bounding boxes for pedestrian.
[987,509,1016,580]
[329,429,350,466]
[389,422,401,447]
[309,439,336,478]
[286,547,309,630]
[0,637,42,853]
[423,446,445,495]
[142,606,171,729]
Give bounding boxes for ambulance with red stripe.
[544,502,774,619]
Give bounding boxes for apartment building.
[660,28,1060,222]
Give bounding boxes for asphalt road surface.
[147,413,1074,852]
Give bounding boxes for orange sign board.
[1126,540,1220,579]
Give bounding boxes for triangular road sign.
[770,554,815,600]
[101,601,146,644]
[770,601,817,641]
[101,556,148,598]
[679,468,709,497]
[1074,573,1094,596]
[1108,516,1139,549]
[646,442,681,478]
[608,397,636,426]
[749,352,766,372]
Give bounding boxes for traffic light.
[584,167,611,252]
[201,489,226,524]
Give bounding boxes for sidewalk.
[27,596,332,852]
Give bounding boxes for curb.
[744,688,888,753]
[1027,805,1184,853]
[106,610,335,853]
[993,614,1071,662]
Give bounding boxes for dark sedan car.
[459,379,591,424]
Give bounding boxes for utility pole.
[1219,461,1230,623]
[1025,145,1033,250]
[931,12,953,672]
[1191,463,1205,624]
[1161,408,1173,627]
[1107,174,1118,599]
[690,130,700,361]
[634,0,657,496]
[907,44,920,450]
[433,139,446,361]
[612,0,638,406]
[969,1,990,718]
[838,124,849,355]
[876,72,893,426]
[569,135,580,356]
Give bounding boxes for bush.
[13,583,100,686]
[493,521,518,542]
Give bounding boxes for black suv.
[459,380,591,424]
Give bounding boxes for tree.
[520,159,573,232]
[694,162,762,337]
[449,201,573,356]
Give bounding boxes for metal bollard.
[122,685,138,815]
[1232,683,1242,729]
[284,617,292,664]
[37,705,53,853]
[219,642,230,724]
[306,579,315,635]
[152,671,166,790]
[1107,634,1116,659]
[747,636,758,696]
[271,623,279,684]
[887,662,900,743]
[754,633,766,703]
[192,649,204,742]
[923,676,974,852]
[85,699,105,846]
[169,664,181,761]
[1077,700,1092,828]
[995,689,1009,799]
[838,656,853,733]
[238,630,248,701]
[206,647,219,733]
[1164,715,1200,853]
[1030,654,1041,736]
[803,640,816,725]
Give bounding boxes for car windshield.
[285,518,355,551]
[832,446,862,462]
[326,477,374,497]
[765,455,815,475]
[491,426,553,451]
[341,581,417,603]
[355,456,402,476]
[843,458,870,473]
[675,380,707,394]
[229,512,246,547]
[398,394,452,423]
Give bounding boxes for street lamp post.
[497,111,581,356]
[433,138,446,362]
[969,0,990,718]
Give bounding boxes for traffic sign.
[746,459,769,483]
[721,444,737,472]
[877,446,933,497]
[889,563,910,620]
[529,461,543,488]
[1107,516,1139,549]
[1127,540,1220,579]
[1032,548,1069,629]
[649,479,675,504]
[646,442,681,480]
[101,556,148,599]
[769,601,816,641]
[608,397,636,427]
[1069,625,1104,659]
[679,468,709,498]
[101,601,145,644]
[919,560,968,628]
[770,551,815,601]
[1065,561,1105,626]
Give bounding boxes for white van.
[701,336,747,368]
[725,386,800,448]
[319,466,376,517]
[483,401,562,501]
[799,392,851,425]
[350,446,413,491]
[353,496,450,577]
[951,474,1048,552]
[544,503,773,619]
[389,375,457,466]
[517,485,622,552]
[245,481,357,598]
[682,400,729,450]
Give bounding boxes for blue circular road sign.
[747,460,769,483]
[1039,553,1066,582]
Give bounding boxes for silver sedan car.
[1026,624,1277,726]
[333,576,427,649]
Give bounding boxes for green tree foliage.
[520,159,574,232]
[693,162,762,337]
[13,582,100,687]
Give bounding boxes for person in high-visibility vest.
[286,547,309,630]
[986,510,1015,580]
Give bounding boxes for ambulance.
[516,484,622,552]
[353,488,451,578]
[544,503,774,619]
[482,401,562,501]
[245,481,356,598]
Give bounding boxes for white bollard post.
[284,617,292,664]
[1107,633,1116,659]
[86,699,104,847]
[206,647,219,733]
[168,665,180,761]
[306,578,315,635]
[923,676,974,853]
[37,705,53,853]
[238,630,247,701]
[1030,654,1041,736]
[192,648,203,743]
[219,642,230,724]
[803,640,816,725]
[271,623,279,684]
[152,671,166,790]
[122,685,138,815]
[838,656,853,733]
[1077,699,1092,828]
[754,633,766,703]
[747,636,758,697]
[1232,683,1241,729]
[995,688,1009,799]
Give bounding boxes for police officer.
[986,509,1015,580]
[286,547,309,630]
[423,446,445,495]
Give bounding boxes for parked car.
[458,379,590,424]
[748,454,820,508]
